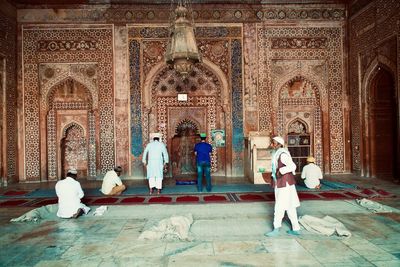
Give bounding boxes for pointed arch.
[361,55,398,178]
[46,77,94,109]
[174,118,200,136]
[143,58,229,110]
[41,73,98,110]
[272,73,325,111]
[62,121,86,138]
[287,118,309,135]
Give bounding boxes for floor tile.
[213,240,266,255]
[165,241,214,256]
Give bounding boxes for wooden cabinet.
[287,134,311,173]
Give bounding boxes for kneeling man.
[101,166,126,196]
[55,168,90,219]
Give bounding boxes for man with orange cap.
[301,156,323,189]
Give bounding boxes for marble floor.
[0,175,399,267]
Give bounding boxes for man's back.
[144,141,168,160]
[301,163,323,188]
[101,170,122,194]
[55,177,84,218]
[194,142,212,163]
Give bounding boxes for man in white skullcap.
[265,136,301,237]
[301,156,323,189]
[101,166,127,195]
[142,133,169,194]
[55,168,90,218]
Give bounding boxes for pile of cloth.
[355,198,397,213]
[299,215,351,237]
[10,204,59,223]
[138,213,193,241]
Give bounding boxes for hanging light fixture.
[165,0,201,77]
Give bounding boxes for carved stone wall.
[0,3,17,184]
[349,0,400,174]
[12,2,350,181]
[21,26,114,181]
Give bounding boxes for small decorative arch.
[273,73,325,110]
[47,78,94,109]
[41,71,98,110]
[62,121,86,138]
[287,118,309,135]
[175,118,200,136]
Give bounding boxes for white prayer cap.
[150,132,162,139]
[67,168,77,175]
[272,136,285,146]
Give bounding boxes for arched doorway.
[171,119,199,178]
[368,67,397,179]
[46,78,97,179]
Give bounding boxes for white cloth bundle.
[138,213,193,241]
[356,198,396,213]
[299,215,351,237]
[93,205,108,216]
[10,204,59,223]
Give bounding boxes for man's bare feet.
[149,188,153,195]
[157,189,161,195]
[72,208,84,219]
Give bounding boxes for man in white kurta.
[142,133,169,194]
[301,156,323,189]
[55,169,90,218]
[265,136,301,237]
[101,166,126,195]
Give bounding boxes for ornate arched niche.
[278,76,323,170]
[145,61,227,176]
[170,118,200,178]
[46,78,97,180]
[60,122,87,178]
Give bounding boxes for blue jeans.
[197,161,211,192]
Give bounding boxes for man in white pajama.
[142,133,169,194]
[265,136,301,237]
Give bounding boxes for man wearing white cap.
[55,168,90,219]
[101,166,127,195]
[142,133,169,194]
[301,156,323,189]
[265,136,301,237]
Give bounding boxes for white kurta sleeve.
[77,182,84,199]
[162,144,169,164]
[301,166,307,179]
[279,153,297,175]
[142,145,149,164]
